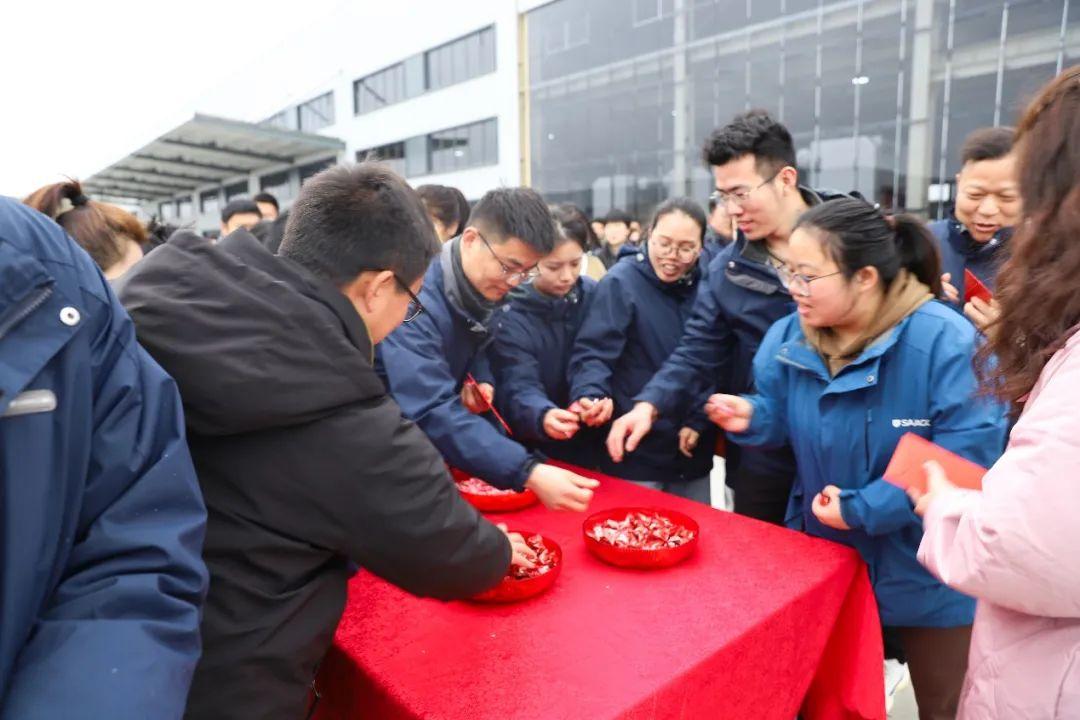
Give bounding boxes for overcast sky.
[0,0,455,197]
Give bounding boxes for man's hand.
[462,382,495,414]
[811,485,850,530]
[964,297,1000,334]
[575,397,614,427]
[704,394,753,432]
[497,524,537,569]
[525,463,600,512]
[543,408,581,440]
[606,402,657,462]
[941,273,960,304]
[678,427,700,458]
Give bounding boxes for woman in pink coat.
[911,66,1080,719]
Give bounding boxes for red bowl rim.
[581,506,700,559]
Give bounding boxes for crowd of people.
[2,65,1078,720]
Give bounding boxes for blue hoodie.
[0,198,208,720]
[489,277,598,467]
[739,300,1008,627]
[568,250,716,483]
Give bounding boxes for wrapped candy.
[585,511,696,551]
[509,534,558,580]
[455,476,516,496]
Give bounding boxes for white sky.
[0,0,468,197]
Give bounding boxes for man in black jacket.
[120,163,527,720]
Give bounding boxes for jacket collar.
[944,215,1011,259]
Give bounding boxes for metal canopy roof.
[84,113,344,203]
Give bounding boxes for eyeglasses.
[476,230,539,285]
[776,266,844,298]
[710,169,782,209]
[650,236,701,262]
[394,274,425,322]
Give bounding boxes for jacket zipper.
[776,354,815,373]
[0,284,54,342]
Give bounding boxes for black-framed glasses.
[710,169,782,209]
[776,266,844,298]
[394,274,425,322]
[476,230,539,284]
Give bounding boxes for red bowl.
[449,467,539,512]
[582,507,700,570]
[471,533,562,603]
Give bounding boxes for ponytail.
[890,214,942,295]
[795,198,941,293]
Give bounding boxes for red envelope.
[884,432,988,493]
[963,269,993,304]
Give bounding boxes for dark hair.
[960,126,1015,166]
[551,203,598,252]
[415,184,460,231]
[647,197,707,242]
[603,209,633,227]
[279,162,440,286]
[702,109,797,177]
[221,199,261,224]
[979,66,1080,406]
[253,191,279,211]
[794,198,942,295]
[449,186,471,236]
[468,186,557,254]
[23,179,147,272]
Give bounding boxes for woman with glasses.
[707,198,1008,719]
[568,198,717,503]
[488,204,599,467]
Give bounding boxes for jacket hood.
[119,229,383,436]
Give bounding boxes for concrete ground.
[707,460,919,720]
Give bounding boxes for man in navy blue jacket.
[376,187,599,512]
[607,110,849,525]
[932,126,1018,334]
[0,197,208,720]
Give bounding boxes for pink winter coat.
[918,330,1080,719]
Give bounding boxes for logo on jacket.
[892,418,931,428]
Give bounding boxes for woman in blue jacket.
[568,198,716,503]
[708,199,1008,719]
[490,204,598,467]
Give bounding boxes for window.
[298,92,335,132]
[425,26,496,93]
[260,171,292,200]
[544,16,590,55]
[200,190,221,216]
[355,63,407,115]
[262,108,297,131]
[159,201,175,221]
[357,142,406,178]
[177,197,194,219]
[428,118,498,174]
[300,158,337,185]
[225,181,249,201]
[632,0,674,26]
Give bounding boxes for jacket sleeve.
[1,293,208,720]
[568,273,632,402]
[734,319,791,449]
[840,326,1008,536]
[377,312,535,491]
[634,258,736,416]
[917,348,1080,618]
[490,313,556,442]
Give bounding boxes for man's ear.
[342,270,395,312]
[778,165,799,189]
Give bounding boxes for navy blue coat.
[929,217,1011,304]
[489,277,599,467]
[0,199,208,719]
[568,252,715,483]
[376,248,537,490]
[741,302,1008,626]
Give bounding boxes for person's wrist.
[633,401,658,421]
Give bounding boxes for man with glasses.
[377,186,600,513]
[607,110,854,525]
[119,163,528,720]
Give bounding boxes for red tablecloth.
[314,467,884,720]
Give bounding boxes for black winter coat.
[119,230,510,720]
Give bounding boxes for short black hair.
[603,209,633,226]
[221,199,262,224]
[279,162,440,286]
[468,187,557,254]
[702,109,797,176]
[960,126,1015,166]
[253,192,279,210]
[551,203,599,252]
[648,197,707,242]
[415,184,460,230]
[448,186,471,235]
